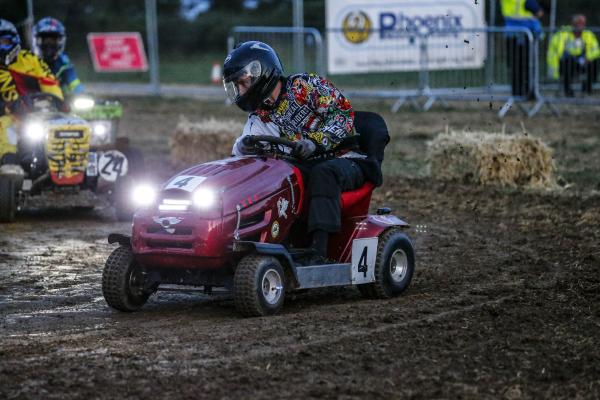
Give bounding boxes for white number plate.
[165,175,206,192]
[351,237,378,284]
[98,150,128,182]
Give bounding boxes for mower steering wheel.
[245,135,299,160]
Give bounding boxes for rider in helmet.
[0,18,63,164]
[33,17,84,97]
[224,41,377,263]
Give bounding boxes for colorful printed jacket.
[0,49,63,115]
[47,53,84,97]
[234,73,354,154]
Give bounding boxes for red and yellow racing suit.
[0,49,63,159]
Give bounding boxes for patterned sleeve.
[292,74,354,151]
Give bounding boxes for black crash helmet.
[222,41,283,112]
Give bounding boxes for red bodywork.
[131,156,407,269]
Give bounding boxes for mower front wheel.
[102,245,150,312]
[358,230,415,299]
[234,255,286,317]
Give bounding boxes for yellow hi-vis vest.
[501,0,534,19]
[547,28,600,79]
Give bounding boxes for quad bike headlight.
[192,188,216,209]
[72,96,95,111]
[24,122,45,142]
[131,184,157,208]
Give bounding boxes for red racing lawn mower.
[102,112,415,317]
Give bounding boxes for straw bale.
[170,116,244,168]
[428,131,556,189]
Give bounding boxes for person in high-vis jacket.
[547,15,600,96]
[33,17,84,98]
[500,0,544,98]
[0,19,63,165]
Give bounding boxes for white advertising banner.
[326,0,486,74]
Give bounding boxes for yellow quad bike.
[0,93,142,222]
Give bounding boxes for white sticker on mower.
[165,175,206,192]
[98,150,128,182]
[351,237,378,285]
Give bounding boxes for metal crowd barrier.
[228,25,600,118]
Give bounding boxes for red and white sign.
[87,32,149,72]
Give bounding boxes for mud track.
[1,177,598,399]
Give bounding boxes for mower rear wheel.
[102,245,150,312]
[358,230,415,299]
[234,255,286,317]
[0,175,17,223]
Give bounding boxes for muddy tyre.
[234,255,286,317]
[0,175,17,223]
[358,230,415,299]
[102,245,150,312]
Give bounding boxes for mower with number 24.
[0,93,143,222]
[102,111,415,317]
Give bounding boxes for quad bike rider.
[101,41,415,316]
[32,16,141,182]
[0,18,62,220]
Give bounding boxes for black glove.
[293,139,316,159]
[236,135,256,155]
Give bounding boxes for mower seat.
[341,181,376,216]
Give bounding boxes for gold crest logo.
[342,11,371,44]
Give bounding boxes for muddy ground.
[1,98,599,399]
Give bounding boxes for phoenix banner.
[326,0,486,74]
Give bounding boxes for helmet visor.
[223,60,261,103]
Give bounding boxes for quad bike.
[102,112,415,317]
[0,93,142,222]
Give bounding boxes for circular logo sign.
[271,220,280,239]
[342,11,371,44]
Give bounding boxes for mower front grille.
[146,226,193,235]
[146,240,193,249]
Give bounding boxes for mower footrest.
[296,263,351,289]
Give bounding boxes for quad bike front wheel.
[0,175,17,223]
[358,230,415,299]
[102,245,151,311]
[234,255,286,317]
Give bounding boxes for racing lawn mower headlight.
[24,122,45,142]
[192,188,216,209]
[131,184,157,208]
[72,96,95,111]
[91,120,111,144]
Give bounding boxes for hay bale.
[428,131,556,189]
[170,116,244,168]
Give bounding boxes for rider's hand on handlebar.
[293,139,316,159]
[236,135,256,155]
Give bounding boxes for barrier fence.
[229,25,600,117]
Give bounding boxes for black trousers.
[560,55,598,95]
[506,36,532,98]
[296,158,365,233]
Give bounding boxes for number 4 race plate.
[351,237,378,284]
